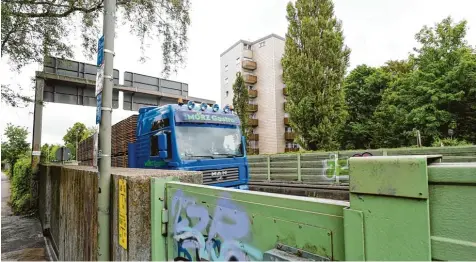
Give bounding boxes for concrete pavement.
[1,172,48,261]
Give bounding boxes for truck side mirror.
[158,133,167,151]
[158,133,168,159]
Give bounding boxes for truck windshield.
[175,125,243,160]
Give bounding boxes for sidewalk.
[1,172,48,261]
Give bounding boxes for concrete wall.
[38,165,202,261]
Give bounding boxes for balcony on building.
[283,87,288,96]
[248,104,258,112]
[242,60,257,70]
[244,73,258,84]
[249,118,259,127]
[248,134,259,141]
[285,131,295,140]
[248,89,258,98]
[284,117,289,125]
[243,48,253,59]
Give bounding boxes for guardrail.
[248,146,476,183]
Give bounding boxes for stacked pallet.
[77,114,138,167]
[78,135,94,165]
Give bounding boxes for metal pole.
[31,77,44,208]
[97,0,116,260]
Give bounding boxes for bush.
[431,138,472,147]
[10,155,33,214]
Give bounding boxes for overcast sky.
[1,0,476,145]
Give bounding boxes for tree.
[63,122,94,159]
[339,65,391,149]
[40,143,61,163]
[232,72,250,140]
[1,0,191,106]
[1,123,30,171]
[373,17,476,147]
[281,0,350,151]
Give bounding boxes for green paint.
[347,155,435,261]
[147,155,476,261]
[267,156,271,181]
[151,176,180,261]
[349,155,441,198]
[297,154,302,182]
[343,209,365,260]
[428,163,476,261]
[163,182,347,261]
[144,160,167,168]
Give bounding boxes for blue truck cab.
[128,101,249,189]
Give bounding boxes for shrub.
[10,155,33,214]
[431,138,472,147]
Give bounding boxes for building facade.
[220,34,299,154]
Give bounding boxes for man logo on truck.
[211,170,227,180]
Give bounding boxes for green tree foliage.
[232,72,250,140]
[341,17,475,149]
[63,122,94,159]
[281,0,350,151]
[40,143,61,163]
[373,17,476,147]
[10,155,33,214]
[1,123,30,171]
[340,65,391,149]
[1,0,191,106]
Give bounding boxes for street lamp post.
[97,0,116,260]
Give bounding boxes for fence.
[248,146,476,183]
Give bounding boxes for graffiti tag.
[171,190,263,261]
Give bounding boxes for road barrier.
[248,146,476,183]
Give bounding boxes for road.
[1,172,47,261]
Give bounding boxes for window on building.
[225,77,228,84]
[225,64,228,72]
[259,41,265,48]
[236,57,240,64]
[225,91,229,97]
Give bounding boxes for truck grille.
[201,167,240,185]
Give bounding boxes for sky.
[1,0,476,145]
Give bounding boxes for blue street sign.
[96,93,102,124]
[97,35,104,66]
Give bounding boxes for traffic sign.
[97,35,104,66]
[95,64,104,96]
[96,93,102,124]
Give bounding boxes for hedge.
[10,155,33,214]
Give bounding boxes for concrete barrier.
[37,164,202,261]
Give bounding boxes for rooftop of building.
[220,33,285,57]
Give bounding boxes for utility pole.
[97,0,116,260]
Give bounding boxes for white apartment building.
[220,34,299,154]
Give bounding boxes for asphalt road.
[1,172,48,261]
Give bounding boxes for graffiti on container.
[321,152,373,180]
[171,190,263,261]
